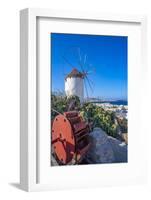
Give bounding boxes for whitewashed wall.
[65,77,84,101]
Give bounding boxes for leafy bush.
[51,92,81,120]
[80,103,118,137]
[51,92,68,120]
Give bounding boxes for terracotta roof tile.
[65,68,84,79]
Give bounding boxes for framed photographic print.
[20,8,147,191]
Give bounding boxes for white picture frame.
[20,8,147,191]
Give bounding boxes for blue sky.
[51,33,127,100]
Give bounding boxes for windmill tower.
[63,48,94,102]
[65,68,84,102]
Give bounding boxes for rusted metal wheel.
[52,111,91,164]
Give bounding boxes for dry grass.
[122,133,128,144]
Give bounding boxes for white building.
[65,68,84,102]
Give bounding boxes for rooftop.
[65,68,84,80]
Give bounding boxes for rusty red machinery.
[52,111,91,165]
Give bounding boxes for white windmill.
[63,48,94,102]
[65,68,84,102]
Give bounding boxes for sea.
[93,100,128,106]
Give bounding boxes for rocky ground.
[86,128,128,164]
